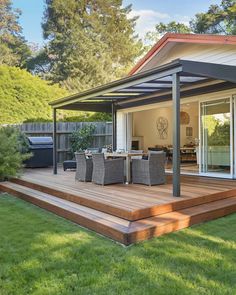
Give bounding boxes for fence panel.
[16,122,112,163]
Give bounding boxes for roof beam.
[115,88,153,92]
[181,60,236,83]
[116,81,235,109]
[58,102,112,113]
[115,87,172,92]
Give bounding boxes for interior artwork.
[180,111,190,125]
[156,117,168,139]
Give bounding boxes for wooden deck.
[1,168,236,245]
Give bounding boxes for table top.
[104,152,144,158]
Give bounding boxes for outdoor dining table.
[104,152,144,184]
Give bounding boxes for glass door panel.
[200,98,232,176]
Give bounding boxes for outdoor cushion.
[63,160,77,171]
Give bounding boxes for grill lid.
[27,137,53,146]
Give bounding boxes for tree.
[26,48,52,79]
[145,21,191,47]
[190,0,236,35]
[41,0,143,92]
[0,0,31,67]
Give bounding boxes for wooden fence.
[17,122,112,162]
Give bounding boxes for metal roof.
[50,59,236,112]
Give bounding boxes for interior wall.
[133,102,199,151]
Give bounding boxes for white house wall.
[139,43,236,73]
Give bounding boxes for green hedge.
[0,65,68,124]
[0,65,112,124]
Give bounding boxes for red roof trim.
[129,33,236,76]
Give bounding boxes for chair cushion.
[63,160,77,170]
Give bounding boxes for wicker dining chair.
[92,153,124,185]
[75,152,93,182]
[130,150,144,159]
[132,151,166,186]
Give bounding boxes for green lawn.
[0,193,235,295]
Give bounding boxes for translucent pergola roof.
[50,59,236,112]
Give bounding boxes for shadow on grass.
[0,193,235,295]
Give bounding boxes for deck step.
[128,196,236,244]
[1,181,236,245]
[10,177,236,221]
[0,182,130,244]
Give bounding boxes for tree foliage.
[145,0,236,49]
[40,0,143,92]
[3,126,30,154]
[0,65,112,124]
[0,0,31,67]
[70,124,96,153]
[144,21,191,48]
[26,49,52,79]
[60,112,111,123]
[0,65,68,124]
[205,116,230,146]
[190,0,236,35]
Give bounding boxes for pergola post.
[172,73,181,197]
[112,103,117,151]
[53,108,57,175]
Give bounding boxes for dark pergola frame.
[50,59,236,197]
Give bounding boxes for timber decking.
[10,168,236,221]
[1,179,236,245]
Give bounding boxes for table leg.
[126,156,131,184]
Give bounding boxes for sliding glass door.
[200,98,233,177]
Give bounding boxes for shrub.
[69,124,96,154]
[0,127,31,180]
[62,113,112,122]
[0,65,111,124]
[0,65,68,124]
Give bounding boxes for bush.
[23,113,112,123]
[0,65,111,124]
[0,127,31,180]
[62,113,112,122]
[0,65,68,124]
[69,124,96,154]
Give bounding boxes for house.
[1,33,236,245]
[50,33,236,197]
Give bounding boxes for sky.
[12,0,222,46]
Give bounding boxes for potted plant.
[69,124,96,155]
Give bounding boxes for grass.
[0,193,235,295]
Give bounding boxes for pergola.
[50,59,236,197]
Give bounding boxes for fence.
[17,122,112,162]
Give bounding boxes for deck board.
[1,177,236,245]
[12,168,236,221]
